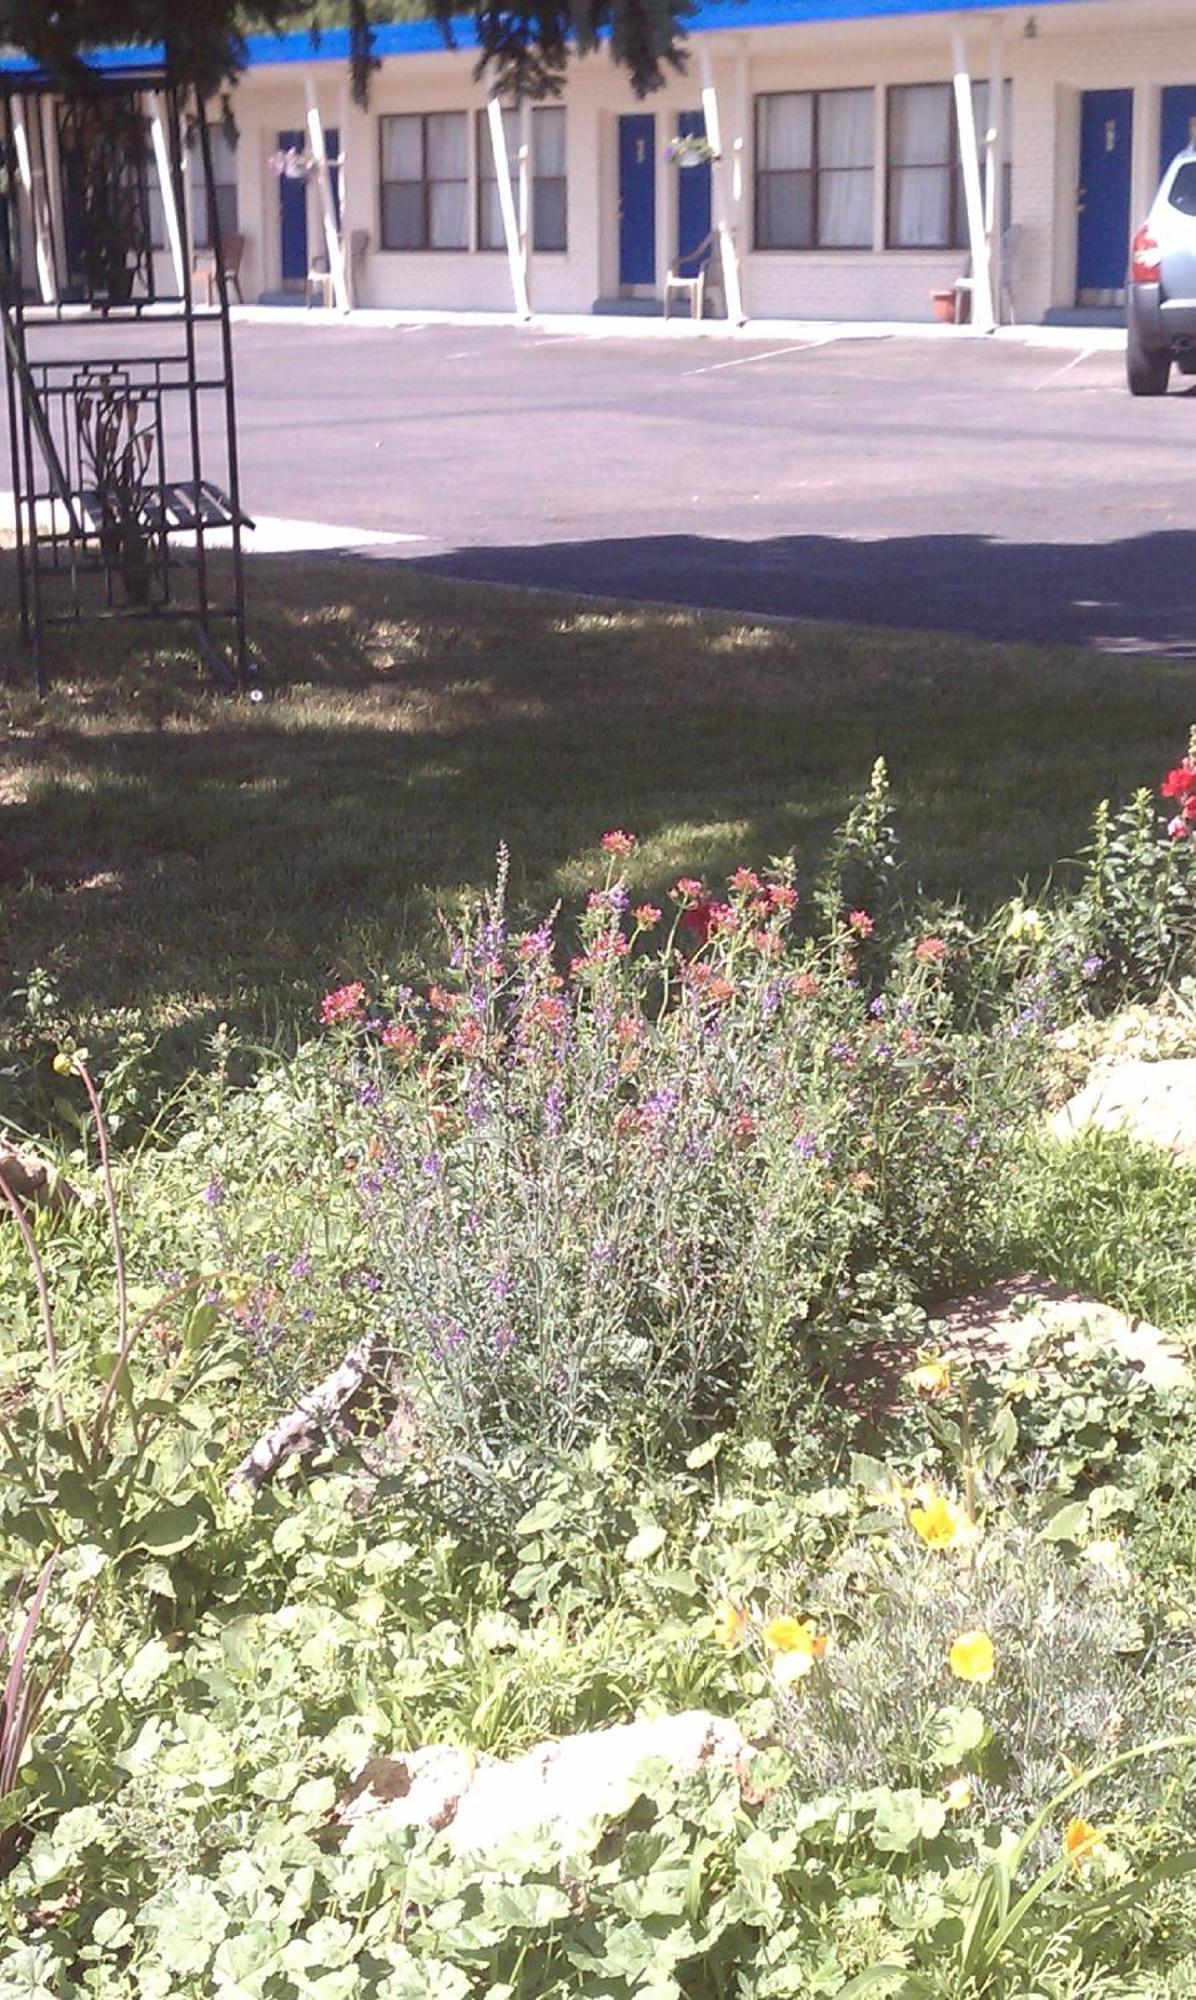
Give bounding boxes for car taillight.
[1131,225,1162,284]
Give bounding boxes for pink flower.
[673,877,705,904]
[1169,815,1191,841]
[381,1021,418,1059]
[728,867,763,896]
[633,903,662,929]
[601,829,637,857]
[914,936,948,964]
[768,884,799,914]
[847,910,875,939]
[320,981,366,1025]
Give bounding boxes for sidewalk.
[230,301,1128,352]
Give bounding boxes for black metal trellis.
[0,59,251,693]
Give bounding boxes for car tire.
[1127,327,1172,397]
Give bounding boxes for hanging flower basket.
[269,146,318,181]
[665,134,719,170]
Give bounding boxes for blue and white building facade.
[13,0,1196,325]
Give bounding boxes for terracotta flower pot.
[931,289,956,324]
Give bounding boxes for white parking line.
[682,338,836,378]
[1032,346,1099,392]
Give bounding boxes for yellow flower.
[1006,903,1045,943]
[906,1359,953,1398]
[948,1629,995,1684]
[763,1615,828,1684]
[942,1776,973,1813]
[1064,1817,1107,1868]
[910,1492,974,1551]
[52,1052,75,1077]
[714,1601,749,1650]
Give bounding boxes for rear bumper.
[1160,299,1196,347]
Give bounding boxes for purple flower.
[793,1133,818,1161]
[829,1038,855,1066]
[869,996,888,1020]
[644,1086,679,1121]
[155,1267,183,1290]
[760,984,780,1019]
[202,1178,224,1209]
[590,1240,615,1266]
[544,1083,565,1132]
[421,1153,441,1178]
[1081,954,1104,980]
[493,1324,516,1360]
[290,1253,313,1280]
[357,1081,382,1108]
[489,1270,513,1300]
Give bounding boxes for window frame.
[885,79,1012,252]
[191,123,240,253]
[379,110,470,253]
[753,87,875,254]
[475,105,568,255]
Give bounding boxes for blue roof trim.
[0,0,1105,80]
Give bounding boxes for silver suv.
[1127,150,1196,395]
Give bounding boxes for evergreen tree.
[0,0,694,103]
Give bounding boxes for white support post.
[13,95,57,305]
[986,22,1005,321]
[39,95,66,294]
[487,92,532,321]
[952,28,995,333]
[698,40,746,327]
[339,77,356,306]
[149,92,187,296]
[304,72,350,313]
[517,97,532,277]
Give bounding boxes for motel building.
[6,0,1196,332]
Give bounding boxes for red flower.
[768,884,799,914]
[847,910,875,939]
[792,971,820,1000]
[680,899,720,944]
[320,981,366,1025]
[914,936,948,965]
[1169,816,1191,841]
[601,829,637,857]
[732,1111,758,1144]
[1161,760,1196,801]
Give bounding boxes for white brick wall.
[224,0,1196,323]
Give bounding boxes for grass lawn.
[3,545,1196,1097]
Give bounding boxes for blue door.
[1077,89,1133,296]
[278,127,340,284]
[619,114,656,287]
[1161,86,1196,175]
[675,111,712,280]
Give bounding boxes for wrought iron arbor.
[0,57,251,692]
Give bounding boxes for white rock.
[1052,1057,1196,1165]
[938,1276,1190,1393]
[338,1710,752,1856]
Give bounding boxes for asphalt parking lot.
[6,318,1196,652]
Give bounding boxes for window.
[477,106,517,251]
[191,123,239,251]
[476,105,567,253]
[886,81,1012,249]
[1169,161,1196,217]
[755,89,874,251]
[532,106,567,252]
[381,112,468,250]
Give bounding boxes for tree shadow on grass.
[2,540,1196,1066]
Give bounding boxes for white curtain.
[533,105,566,179]
[381,114,422,183]
[427,112,468,249]
[759,92,813,172]
[818,88,873,247]
[889,84,951,246]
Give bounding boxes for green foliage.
[2,749,1196,1995]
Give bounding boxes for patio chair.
[663,230,719,321]
[952,223,1023,326]
[194,232,245,306]
[307,231,370,309]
